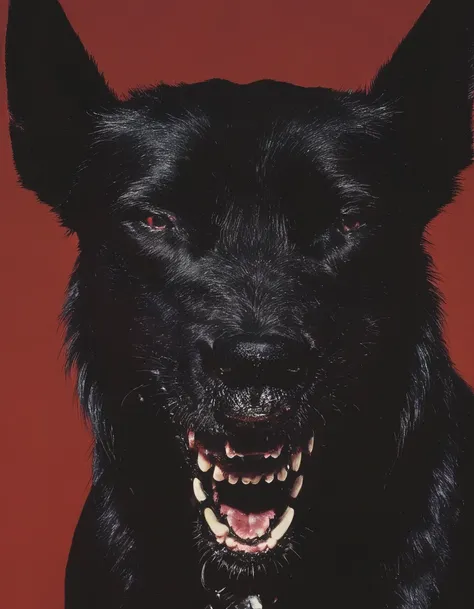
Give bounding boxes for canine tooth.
[251,475,262,485]
[308,435,314,455]
[266,537,277,549]
[228,474,239,485]
[204,507,229,538]
[193,478,206,502]
[213,465,225,482]
[291,451,302,472]
[270,507,294,541]
[277,467,288,482]
[271,446,282,459]
[264,453,271,459]
[188,431,195,449]
[225,536,237,549]
[198,451,212,472]
[225,442,236,458]
[265,473,274,483]
[242,476,252,485]
[290,475,304,498]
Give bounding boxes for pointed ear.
[368,0,474,219]
[6,0,117,218]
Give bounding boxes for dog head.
[6,0,474,587]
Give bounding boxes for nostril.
[201,334,310,389]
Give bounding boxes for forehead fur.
[93,79,393,216]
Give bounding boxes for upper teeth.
[290,475,304,498]
[225,442,236,458]
[291,451,302,472]
[213,465,225,481]
[225,442,245,458]
[196,447,305,483]
[193,477,206,502]
[265,446,283,458]
[198,452,212,472]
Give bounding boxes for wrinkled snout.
[199,334,310,424]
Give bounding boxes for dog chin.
[186,428,314,560]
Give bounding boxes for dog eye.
[340,215,361,234]
[144,212,176,232]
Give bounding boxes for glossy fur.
[5,0,474,607]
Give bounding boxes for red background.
[0,1,473,607]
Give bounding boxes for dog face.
[72,85,404,567]
[6,0,474,586]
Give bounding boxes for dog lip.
[187,429,313,466]
[221,403,294,427]
[224,411,289,425]
[191,438,285,461]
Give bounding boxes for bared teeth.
[225,442,236,458]
[308,434,314,455]
[270,507,294,541]
[213,465,225,482]
[271,446,282,459]
[277,467,288,482]
[193,477,206,502]
[228,474,239,485]
[188,431,195,449]
[265,473,275,484]
[266,537,277,549]
[242,476,252,485]
[291,451,302,472]
[204,507,229,539]
[251,475,262,485]
[225,536,237,548]
[198,451,212,472]
[290,475,304,498]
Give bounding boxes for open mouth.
[188,430,314,554]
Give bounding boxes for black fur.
[5,1,474,608]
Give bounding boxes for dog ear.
[6,0,117,220]
[368,0,474,221]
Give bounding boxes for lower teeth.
[269,506,294,541]
[204,507,229,538]
[201,503,296,552]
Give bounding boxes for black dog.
[5,0,474,607]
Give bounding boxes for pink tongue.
[220,505,275,539]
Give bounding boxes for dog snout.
[201,334,309,390]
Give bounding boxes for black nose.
[201,334,309,389]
